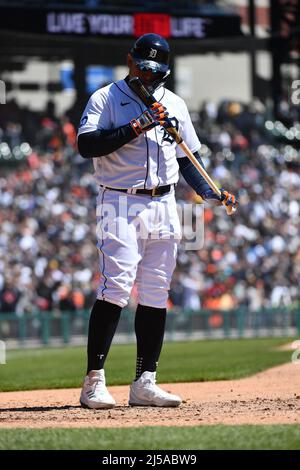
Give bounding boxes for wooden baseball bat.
[128,76,236,216]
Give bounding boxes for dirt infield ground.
[1,362,300,428]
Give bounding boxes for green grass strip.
[1,425,300,450]
[0,337,295,391]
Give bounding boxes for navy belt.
[100,185,173,197]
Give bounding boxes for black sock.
[86,299,122,374]
[134,304,166,380]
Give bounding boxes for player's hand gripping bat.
[128,76,237,216]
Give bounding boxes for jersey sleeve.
[77,89,111,136]
[176,99,201,159]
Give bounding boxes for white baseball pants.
[95,187,181,309]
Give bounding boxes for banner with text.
[0,8,242,39]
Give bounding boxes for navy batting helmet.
[130,33,170,75]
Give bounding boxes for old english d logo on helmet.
[149,49,158,59]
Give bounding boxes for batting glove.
[149,102,170,127]
[130,102,170,136]
[130,110,157,136]
[219,189,237,208]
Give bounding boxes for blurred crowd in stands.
[1,96,300,316]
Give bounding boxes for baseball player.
[77,33,237,409]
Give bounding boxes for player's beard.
[142,70,170,94]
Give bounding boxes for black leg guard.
[134,303,166,379]
[86,299,122,374]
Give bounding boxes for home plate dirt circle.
[1,363,300,428]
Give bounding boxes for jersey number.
[161,117,179,144]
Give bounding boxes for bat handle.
[164,123,183,144]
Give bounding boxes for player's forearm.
[177,151,211,196]
[77,125,137,158]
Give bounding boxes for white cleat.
[129,371,182,407]
[80,369,116,409]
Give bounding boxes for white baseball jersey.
[77,78,201,189]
